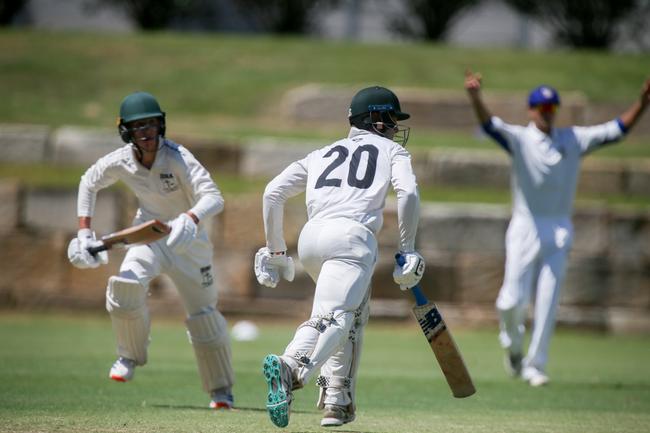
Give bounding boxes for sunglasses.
[535,104,558,114]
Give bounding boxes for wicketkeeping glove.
[254,247,295,288]
[393,251,425,290]
[67,228,109,269]
[166,213,197,254]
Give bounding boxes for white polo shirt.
[484,117,625,219]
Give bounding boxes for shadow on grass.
[151,403,315,414]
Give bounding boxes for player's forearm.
[618,99,648,132]
[467,91,492,125]
[396,187,419,252]
[189,191,224,223]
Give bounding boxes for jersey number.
[315,145,378,189]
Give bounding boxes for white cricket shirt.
[263,127,420,252]
[77,139,224,223]
[484,117,625,219]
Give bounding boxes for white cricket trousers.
[117,230,218,314]
[283,218,377,387]
[496,215,572,372]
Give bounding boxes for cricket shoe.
[522,366,550,387]
[503,351,523,377]
[209,387,234,410]
[262,354,293,428]
[109,357,135,382]
[321,404,355,427]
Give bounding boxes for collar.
[348,126,372,139]
[527,122,553,140]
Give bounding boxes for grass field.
[1,30,649,134]
[1,311,649,433]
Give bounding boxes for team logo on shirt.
[200,266,214,288]
[159,173,179,193]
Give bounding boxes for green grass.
[0,311,648,432]
[1,29,649,129]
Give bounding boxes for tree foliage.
[234,0,340,34]
[505,0,638,48]
[0,0,28,25]
[390,0,479,41]
[93,0,202,30]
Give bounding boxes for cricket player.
[465,70,650,386]
[255,86,425,428]
[66,91,235,408]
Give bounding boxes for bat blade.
[87,219,170,255]
[412,301,476,398]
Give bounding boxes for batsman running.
[66,91,235,409]
[465,70,650,387]
[255,86,424,428]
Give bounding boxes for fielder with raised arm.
[465,71,650,387]
[66,92,235,409]
[255,86,424,428]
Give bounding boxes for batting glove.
[67,228,109,269]
[393,251,425,290]
[166,213,197,254]
[254,247,295,288]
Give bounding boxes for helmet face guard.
[117,92,166,144]
[367,106,410,146]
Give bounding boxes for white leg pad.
[105,276,150,366]
[316,300,369,409]
[286,310,354,387]
[186,308,234,392]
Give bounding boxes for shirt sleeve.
[573,119,626,155]
[391,145,419,252]
[482,116,520,154]
[263,158,309,252]
[180,146,224,221]
[77,156,120,217]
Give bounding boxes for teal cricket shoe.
[263,354,293,428]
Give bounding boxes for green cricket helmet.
[348,86,410,122]
[117,91,166,143]
[348,86,411,145]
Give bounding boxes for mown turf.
[0,312,648,432]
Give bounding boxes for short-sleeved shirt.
[483,117,625,219]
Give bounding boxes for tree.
[235,0,340,34]
[0,0,29,25]
[504,0,638,49]
[390,0,480,41]
[92,0,202,30]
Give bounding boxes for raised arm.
[465,69,492,125]
[618,78,650,132]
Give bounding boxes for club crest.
[159,173,179,192]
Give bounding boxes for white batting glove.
[254,247,295,288]
[393,251,425,290]
[166,213,197,254]
[67,228,109,269]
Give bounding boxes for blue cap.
[528,85,560,107]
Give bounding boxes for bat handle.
[86,244,107,256]
[395,253,429,306]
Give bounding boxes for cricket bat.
[396,254,476,398]
[87,219,170,255]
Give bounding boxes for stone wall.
[0,180,648,333]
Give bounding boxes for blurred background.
[1,0,649,334]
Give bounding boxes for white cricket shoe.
[321,404,356,427]
[109,357,136,382]
[522,366,549,387]
[209,387,234,410]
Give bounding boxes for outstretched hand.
[464,68,482,93]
